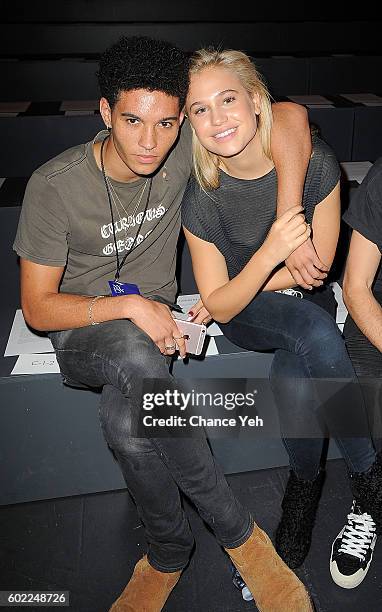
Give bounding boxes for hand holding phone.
[174,318,207,355]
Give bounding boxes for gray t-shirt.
[14,122,192,303]
[182,137,340,281]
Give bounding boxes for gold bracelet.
[88,295,105,326]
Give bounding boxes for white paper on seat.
[175,294,223,336]
[64,110,95,116]
[287,95,333,105]
[11,353,60,375]
[60,100,99,111]
[340,161,372,184]
[176,293,200,315]
[0,101,31,113]
[305,104,335,109]
[331,282,348,325]
[4,309,54,356]
[341,93,382,105]
[205,337,219,356]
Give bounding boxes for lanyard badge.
[108,280,140,297]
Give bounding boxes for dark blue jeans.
[49,320,252,572]
[221,291,376,480]
[344,301,382,452]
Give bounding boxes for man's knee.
[95,321,170,391]
[99,388,155,455]
[126,335,169,376]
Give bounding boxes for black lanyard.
[100,135,153,280]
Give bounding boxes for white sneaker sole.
[329,532,377,589]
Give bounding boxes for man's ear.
[179,108,186,125]
[99,97,112,129]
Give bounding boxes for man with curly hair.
[13,36,315,611]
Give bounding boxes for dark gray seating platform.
[0,204,345,507]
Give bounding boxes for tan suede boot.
[109,555,181,612]
[226,525,314,612]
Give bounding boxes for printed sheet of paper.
[4,309,54,357]
[60,100,99,111]
[64,110,95,116]
[331,282,348,325]
[341,93,382,106]
[0,101,31,114]
[340,161,372,184]
[11,353,60,375]
[176,293,200,316]
[205,322,223,337]
[287,95,333,105]
[305,104,335,109]
[175,294,223,336]
[205,337,218,356]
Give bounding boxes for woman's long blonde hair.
[188,48,273,191]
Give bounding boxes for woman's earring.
[107,125,112,133]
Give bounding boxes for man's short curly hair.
[97,36,190,109]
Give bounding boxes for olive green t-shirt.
[13,122,192,303]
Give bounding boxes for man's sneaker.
[231,564,254,601]
[275,288,304,299]
[330,500,377,589]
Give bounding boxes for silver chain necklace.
[100,135,153,278]
[106,177,149,249]
[105,175,149,220]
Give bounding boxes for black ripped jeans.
[50,320,252,572]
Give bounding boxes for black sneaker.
[231,564,254,601]
[330,500,377,589]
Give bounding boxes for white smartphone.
[174,319,207,355]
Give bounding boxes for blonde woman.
[182,48,381,592]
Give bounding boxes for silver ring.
[165,344,176,350]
